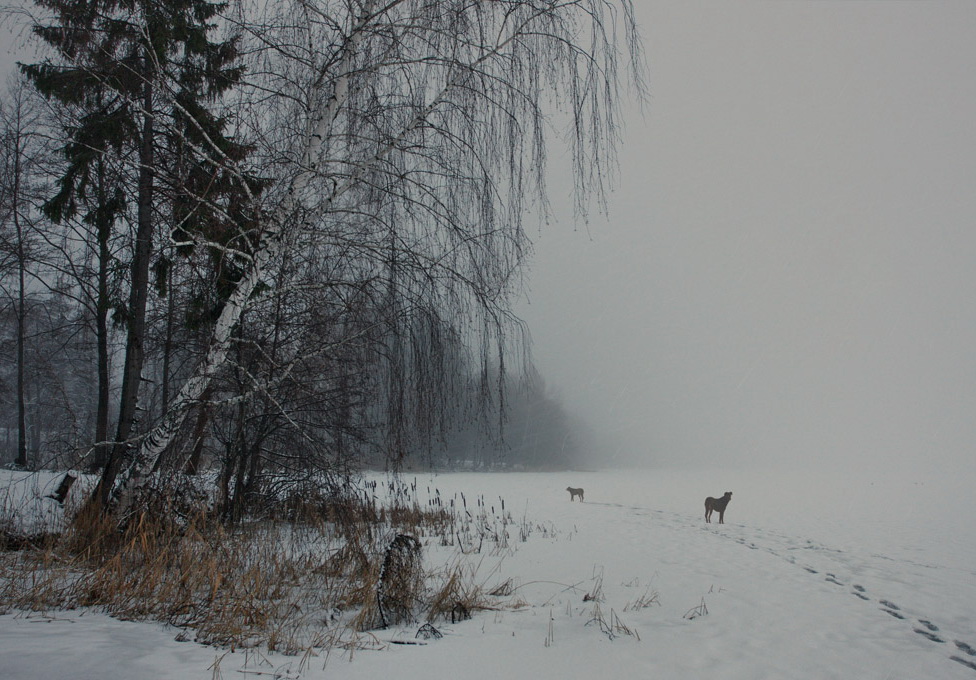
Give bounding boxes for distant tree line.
[0,0,640,519]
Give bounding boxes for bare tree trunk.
[95,69,155,506]
[91,157,112,471]
[161,262,175,415]
[103,4,373,508]
[14,181,27,469]
[11,97,29,469]
[182,390,211,475]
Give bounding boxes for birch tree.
[92,0,643,509]
[22,0,254,502]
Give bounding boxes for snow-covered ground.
[2,465,975,680]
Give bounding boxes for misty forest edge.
[0,0,645,519]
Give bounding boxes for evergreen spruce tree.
[22,0,252,505]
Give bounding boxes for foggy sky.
[518,1,976,472]
[3,3,975,473]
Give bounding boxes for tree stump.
[377,534,423,628]
[47,473,76,505]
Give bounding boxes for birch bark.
[106,2,377,506]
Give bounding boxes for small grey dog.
[566,487,584,502]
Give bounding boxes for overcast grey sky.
[3,2,974,474]
[518,1,976,472]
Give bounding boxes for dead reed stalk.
[0,477,504,652]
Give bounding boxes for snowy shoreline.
[2,466,975,680]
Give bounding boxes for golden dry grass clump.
[0,475,512,653]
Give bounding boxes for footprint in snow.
[950,656,976,672]
[881,606,906,620]
[782,547,969,667]
[914,628,945,643]
[954,641,976,656]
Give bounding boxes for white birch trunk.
[108,4,375,506]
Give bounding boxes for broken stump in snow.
[46,473,77,505]
[377,534,423,629]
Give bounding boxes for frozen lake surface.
[2,465,974,679]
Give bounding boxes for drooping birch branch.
[107,2,380,505]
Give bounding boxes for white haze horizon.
[517,1,976,476]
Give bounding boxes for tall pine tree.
[22,0,252,505]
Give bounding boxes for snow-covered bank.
[2,466,974,679]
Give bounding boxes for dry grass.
[623,587,661,612]
[0,475,521,653]
[683,596,709,620]
[426,558,494,624]
[585,603,640,641]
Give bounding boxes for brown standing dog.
[567,487,584,502]
[704,491,732,523]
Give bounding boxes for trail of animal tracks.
[340,467,976,680]
[1,466,974,679]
